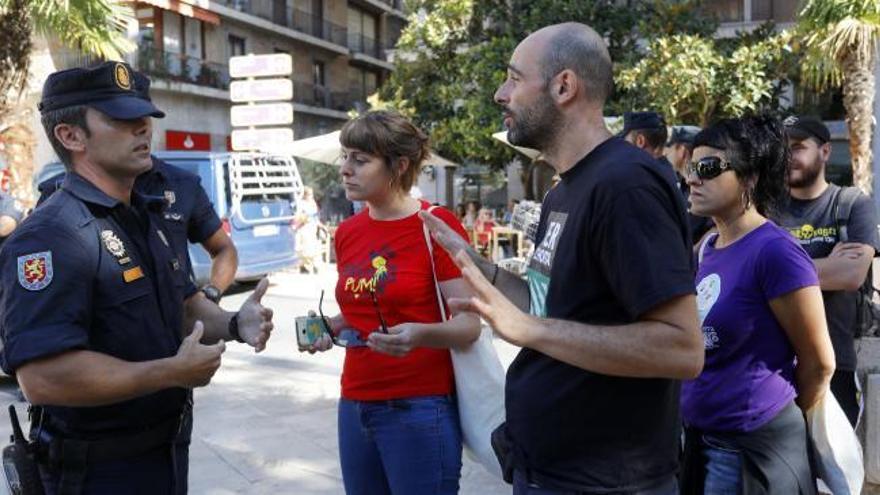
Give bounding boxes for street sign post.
[231,128,294,151]
[229,53,295,151]
[230,79,293,102]
[229,53,293,78]
[231,103,294,127]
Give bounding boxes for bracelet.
[228,312,245,343]
[490,264,500,286]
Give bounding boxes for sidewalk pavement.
[186,267,516,494]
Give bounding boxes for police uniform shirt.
[136,157,222,277]
[0,172,197,435]
[37,157,222,279]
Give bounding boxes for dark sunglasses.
[317,289,387,348]
[369,289,389,334]
[687,156,732,181]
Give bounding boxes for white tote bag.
[421,212,506,479]
[806,390,864,495]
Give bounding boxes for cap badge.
[114,63,132,90]
[783,116,798,127]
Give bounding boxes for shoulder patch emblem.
[17,251,53,291]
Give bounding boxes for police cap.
[667,125,701,146]
[619,111,666,137]
[38,62,165,119]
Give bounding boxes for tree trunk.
[841,50,876,195]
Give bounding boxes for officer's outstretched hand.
[175,321,225,388]
[237,277,275,353]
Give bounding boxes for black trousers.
[830,369,860,427]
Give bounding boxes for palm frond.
[30,0,134,59]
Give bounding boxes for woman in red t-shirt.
[304,111,480,495]
[473,208,496,255]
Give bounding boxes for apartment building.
[42,0,406,157]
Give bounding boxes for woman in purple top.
[680,116,835,494]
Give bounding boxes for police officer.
[0,61,274,494]
[619,111,668,159]
[30,71,239,494]
[664,125,714,244]
[37,72,238,303]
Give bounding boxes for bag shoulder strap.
[421,205,448,321]
[833,186,860,242]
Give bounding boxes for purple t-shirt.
[681,221,818,433]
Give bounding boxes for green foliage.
[797,0,880,90]
[298,158,342,203]
[617,27,795,126]
[9,0,135,60]
[382,0,717,169]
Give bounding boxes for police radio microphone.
[2,405,44,494]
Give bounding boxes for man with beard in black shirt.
[772,116,880,427]
[421,22,703,494]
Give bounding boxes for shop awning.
[134,0,220,25]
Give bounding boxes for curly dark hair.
[693,115,790,217]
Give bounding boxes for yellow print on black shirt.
[786,223,837,245]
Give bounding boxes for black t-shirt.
[508,137,695,491]
[772,184,880,370]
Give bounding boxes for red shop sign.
[166,130,211,151]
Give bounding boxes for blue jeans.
[338,396,462,495]
[703,435,742,495]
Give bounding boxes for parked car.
[35,152,303,284]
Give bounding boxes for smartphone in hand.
[295,315,328,351]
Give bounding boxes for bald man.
[422,23,701,494]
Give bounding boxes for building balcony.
[222,0,347,47]
[292,80,363,113]
[48,45,231,93]
[137,45,230,91]
[352,0,406,18]
[348,32,384,60]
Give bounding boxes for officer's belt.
[43,414,181,466]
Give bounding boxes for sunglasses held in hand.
[316,289,386,349]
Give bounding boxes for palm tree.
[0,0,133,202]
[797,0,880,194]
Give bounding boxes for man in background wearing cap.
[772,115,880,427]
[0,61,274,494]
[665,125,714,245]
[620,111,668,159]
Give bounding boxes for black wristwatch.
[201,285,222,304]
[228,312,245,343]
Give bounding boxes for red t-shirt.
[334,201,469,401]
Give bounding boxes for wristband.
[490,264,500,286]
[228,312,245,343]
